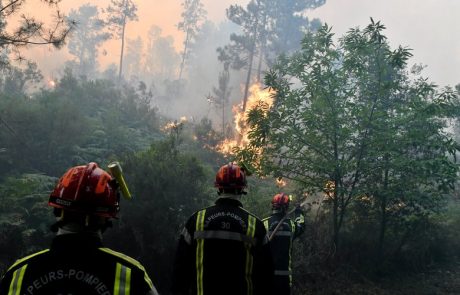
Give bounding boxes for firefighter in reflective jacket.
[172,163,274,295]
[263,193,305,295]
[0,162,158,295]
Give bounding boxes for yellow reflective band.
[143,271,154,290]
[195,209,206,295]
[290,220,296,240]
[114,263,121,295]
[113,262,132,295]
[245,215,256,295]
[7,249,49,272]
[99,248,153,290]
[248,216,256,237]
[125,267,132,295]
[263,219,269,230]
[295,214,305,227]
[8,264,27,295]
[194,230,257,244]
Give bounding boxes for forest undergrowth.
[297,261,460,295]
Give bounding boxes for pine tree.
[106,0,138,81]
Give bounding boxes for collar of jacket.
[215,197,243,207]
[51,232,104,254]
[272,209,287,215]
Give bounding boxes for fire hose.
[268,198,308,241]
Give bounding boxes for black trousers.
[274,275,291,295]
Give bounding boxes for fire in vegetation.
[216,83,274,155]
[162,116,188,131]
[48,79,56,88]
[324,180,335,200]
[276,177,288,188]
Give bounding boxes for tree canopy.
[237,20,460,252]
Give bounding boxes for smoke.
[18,0,248,124]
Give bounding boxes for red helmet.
[49,162,119,218]
[214,162,247,191]
[272,193,290,209]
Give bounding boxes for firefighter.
[171,162,274,295]
[0,162,158,295]
[263,193,305,295]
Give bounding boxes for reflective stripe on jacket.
[172,197,275,295]
[0,234,157,295]
[263,210,305,286]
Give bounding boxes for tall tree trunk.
[78,45,84,76]
[332,126,341,253]
[256,13,267,82]
[333,187,339,252]
[378,164,389,263]
[222,72,226,136]
[378,193,387,262]
[222,89,225,136]
[242,46,255,112]
[178,30,190,80]
[256,45,264,83]
[242,0,260,112]
[118,17,126,81]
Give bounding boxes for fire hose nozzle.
[108,162,132,200]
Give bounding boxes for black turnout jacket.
[0,233,157,295]
[172,197,274,295]
[263,209,305,287]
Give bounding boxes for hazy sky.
[26,0,459,87]
[308,0,460,87]
[27,0,246,76]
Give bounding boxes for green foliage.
[103,135,213,291]
[0,72,160,178]
[162,117,226,168]
[177,0,207,79]
[212,67,232,135]
[0,0,73,57]
[144,25,180,81]
[67,4,110,77]
[243,177,279,218]
[0,61,43,95]
[237,20,460,272]
[219,0,324,73]
[106,0,138,39]
[431,201,460,261]
[178,0,207,40]
[1,12,460,294]
[0,174,56,274]
[106,0,139,79]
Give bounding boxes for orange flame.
[324,180,335,200]
[162,116,188,132]
[276,178,287,188]
[162,121,178,131]
[216,83,274,154]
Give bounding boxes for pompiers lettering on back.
[25,269,110,295]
